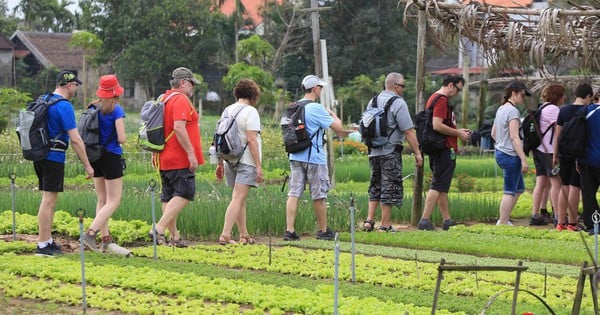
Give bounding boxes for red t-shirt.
[426,92,458,151]
[159,90,204,170]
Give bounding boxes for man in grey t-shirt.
[363,72,422,232]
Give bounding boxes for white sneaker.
[496,220,514,226]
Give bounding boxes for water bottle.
[450,147,456,160]
[551,165,560,176]
[209,145,218,164]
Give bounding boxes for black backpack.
[281,100,319,154]
[359,95,399,148]
[521,103,554,156]
[77,104,111,163]
[558,105,600,158]
[415,94,447,154]
[16,94,65,161]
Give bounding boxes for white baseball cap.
[302,75,327,89]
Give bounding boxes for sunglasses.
[455,85,462,93]
[395,83,405,88]
[185,79,195,87]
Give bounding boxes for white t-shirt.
[223,102,262,166]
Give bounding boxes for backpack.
[77,104,107,163]
[281,100,318,154]
[415,94,448,154]
[520,103,554,156]
[138,92,181,152]
[359,95,399,148]
[212,104,247,162]
[16,94,65,161]
[558,105,600,158]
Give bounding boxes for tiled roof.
[219,0,283,28]
[10,31,83,69]
[462,0,533,8]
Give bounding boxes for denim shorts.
[495,150,525,195]
[287,161,329,200]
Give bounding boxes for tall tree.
[14,0,75,31]
[85,0,231,97]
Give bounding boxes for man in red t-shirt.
[417,75,471,231]
[150,67,204,247]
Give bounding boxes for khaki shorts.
[287,161,329,200]
[225,162,258,188]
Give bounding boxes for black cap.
[57,70,82,86]
[506,80,531,96]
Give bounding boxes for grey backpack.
[138,92,181,152]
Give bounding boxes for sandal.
[218,235,237,245]
[239,235,255,245]
[363,220,375,232]
[376,225,397,233]
[169,238,188,248]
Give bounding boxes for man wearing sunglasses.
[418,75,471,231]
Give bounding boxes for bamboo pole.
[412,7,427,226]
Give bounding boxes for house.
[9,30,101,106]
[0,34,14,86]
[218,0,284,34]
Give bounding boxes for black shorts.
[533,149,554,177]
[160,169,196,202]
[34,160,65,192]
[428,149,456,193]
[559,156,581,187]
[92,151,123,180]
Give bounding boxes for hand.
[188,154,198,172]
[521,160,529,174]
[84,165,94,179]
[256,167,263,184]
[459,129,471,142]
[414,154,423,168]
[215,164,224,182]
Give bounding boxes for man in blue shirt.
[35,70,94,257]
[283,75,344,241]
[579,87,600,235]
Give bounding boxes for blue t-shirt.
[582,104,600,167]
[46,95,76,163]
[99,105,126,155]
[288,100,334,165]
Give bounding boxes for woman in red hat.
[81,74,129,254]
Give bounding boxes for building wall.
[0,51,13,86]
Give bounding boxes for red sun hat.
[96,74,125,98]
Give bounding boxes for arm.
[508,118,529,173]
[173,120,198,172]
[432,117,470,141]
[491,123,496,141]
[403,129,423,167]
[115,117,126,145]
[552,125,562,166]
[325,108,344,137]
[67,128,94,179]
[246,130,263,183]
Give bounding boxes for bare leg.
[285,196,299,232]
[313,198,328,232]
[38,191,58,243]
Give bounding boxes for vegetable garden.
[0,115,598,314]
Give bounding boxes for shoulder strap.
[587,105,600,119]
[383,96,400,111]
[163,91,183,104]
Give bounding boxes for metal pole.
[593,210,600,265]
[148,179,158,260]
[349,195,356,283]
[76,208,87,314]
[9,173,17,241]
[333,232,340,315]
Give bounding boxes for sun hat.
[506,80,531,96]
[172,67,201,84]
[57,70,82,86]
[96,74,124,98]
[301,75,327,89]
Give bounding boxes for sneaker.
[148,229,167,245]
[556,223,566,231]
[442,219,457,231]
[417,220,435,231]
[283,230,300,241]
[496,220,514,226]
[566,224,579,232]
[540,210,554,224]
[83,230,101,252]
[529,215,549,226]
[35,242,63,257]
[316,228,335,241]
[376,225,397,233]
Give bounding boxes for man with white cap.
[283,75,345,241]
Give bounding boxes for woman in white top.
[491,81,531,225]
[218,79,263,245]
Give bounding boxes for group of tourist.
[29,68,600,257]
